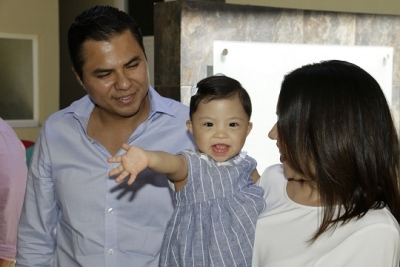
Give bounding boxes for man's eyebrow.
[124,56,140,67]
[91,56,141,75]
[92,68,111,74]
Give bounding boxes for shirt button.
[108,208,114,214]
[108,249,114,255]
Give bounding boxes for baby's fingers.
[108,165,124,176]
[122,143,131,151]
[107,155,122,163]
[126,175,137,185]
[115,171,136,185]
[115,172,128,183]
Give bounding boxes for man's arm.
[16,130,57,267]
[108,143,188,185]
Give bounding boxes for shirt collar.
[147,86,176,119]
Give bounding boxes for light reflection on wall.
[213,41,393,171]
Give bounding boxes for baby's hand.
[107,143,150,185]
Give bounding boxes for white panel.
[0,33,39,128]
[213,41,393,172]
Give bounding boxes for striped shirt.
[0,118,27,261]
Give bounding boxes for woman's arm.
[16,127,57,267]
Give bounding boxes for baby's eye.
[204,122,213,127]
[229,122,239,127]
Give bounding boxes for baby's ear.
[247,122,253,136]
[186,120,193,134]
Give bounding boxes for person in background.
[108,75,265,267]
[253,60,400,267]
[16,5,194,267]
[0,118,27,267]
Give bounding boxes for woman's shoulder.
[257,164,286,189]
[352,207,400,232]
[313,208,400,267]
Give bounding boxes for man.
[16,6,195,267]
[0,118,27,267]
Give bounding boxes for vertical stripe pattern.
[159,150,266,267]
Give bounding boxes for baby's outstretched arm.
[108,143,188,185]
[108,144,149,184]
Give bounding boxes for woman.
[253,60,400,267]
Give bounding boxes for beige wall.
[226,0,400,15]
[0,0,59,141]
[2,0,399,142]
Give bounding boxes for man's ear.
[186,120,193,134]
[72,67,85,89]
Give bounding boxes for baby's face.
[186,96,252,162]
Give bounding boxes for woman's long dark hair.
[277,60,400,241]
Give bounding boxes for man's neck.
[87,97,150,155]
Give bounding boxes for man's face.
[74,30,150,119]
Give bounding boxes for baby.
[108,74,265,267]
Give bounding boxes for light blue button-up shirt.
[16,87,195,267]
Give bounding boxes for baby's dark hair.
[190,74,252,119]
